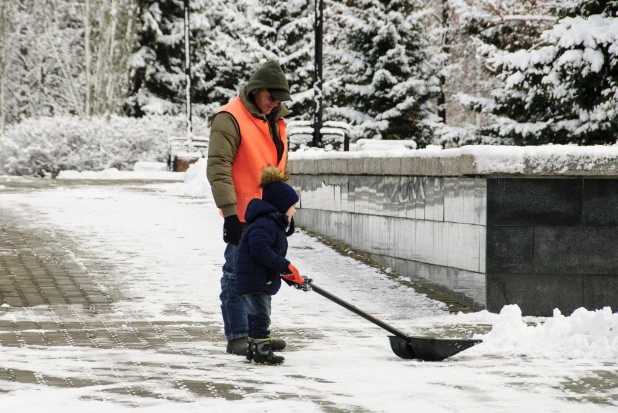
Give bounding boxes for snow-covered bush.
[0,115,208,177]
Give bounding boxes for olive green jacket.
[206,86,291,218]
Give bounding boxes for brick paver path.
[1,178,617,410]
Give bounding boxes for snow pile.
[133,161,168,172]
[353,138,418,151]
[463,305,618,359]
[165,157,211,198]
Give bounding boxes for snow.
[1,165,617,411]
[353,138,418,151]
[57,167,183,181]
[165,157,212,197]
[133,161,168,172]
[460,305,618,359]
[290,143,618,174]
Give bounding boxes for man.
[207,60,293,356]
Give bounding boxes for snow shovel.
[300,278,482,361]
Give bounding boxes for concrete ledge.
[291,154,480,176]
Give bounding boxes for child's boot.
[270,337,286,351]
[251,338,285,365]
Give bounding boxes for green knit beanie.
[246,61,291,101]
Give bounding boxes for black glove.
[285,216,295,237]
[223,215,242,245]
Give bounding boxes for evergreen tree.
[126,0,313,121]
[326,0,442,146]
[442,0,554,146]
[195,0,313,119]
[556,0,618,18]
[186,0,248,117]
[125,0,186,116]
[461,0,618,145]
[247,0,313,119]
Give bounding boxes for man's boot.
[251,338,285,365]
[226,337,249,356]
[246,337,254,361]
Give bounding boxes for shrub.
[0,115,209,177]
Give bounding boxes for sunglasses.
[266,93,279,103]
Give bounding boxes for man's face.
[253,89,280,115]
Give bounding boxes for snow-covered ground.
[0,161,616,412]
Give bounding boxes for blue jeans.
[220,241,248,340]
[243,293,272,339]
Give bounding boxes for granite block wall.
[292,171,618,316]
[486,178,618,316]
[292,174,487,310]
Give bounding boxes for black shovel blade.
[389,336,482,361]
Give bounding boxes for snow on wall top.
[289,144,618,176]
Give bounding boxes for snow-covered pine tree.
[190,0,313,119]
[443,0,554,146]
[182,0,242,117]
[325,0,442,146]
[126,0,313,121]
[246,0,313,120]
[460,0,618,145]
[557,0,618,18]
[125,0,186,116]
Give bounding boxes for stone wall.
[486,178,618,316]
[292,174,487,311]
[289,149,618,316]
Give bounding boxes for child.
[235,166,304,365]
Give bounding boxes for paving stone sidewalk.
[0,181,340,407]
[0,181,270,403]
[0,208,226,399]
[1,179,617,409]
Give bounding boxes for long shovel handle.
[309,281,409,341]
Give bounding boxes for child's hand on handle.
[281,264,312,292]
[281,264,303,284]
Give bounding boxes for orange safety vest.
[218,97,287,222]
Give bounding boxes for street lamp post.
[184,0,192,137]
[312,0,323,147]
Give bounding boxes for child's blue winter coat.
[235,198,290,296]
